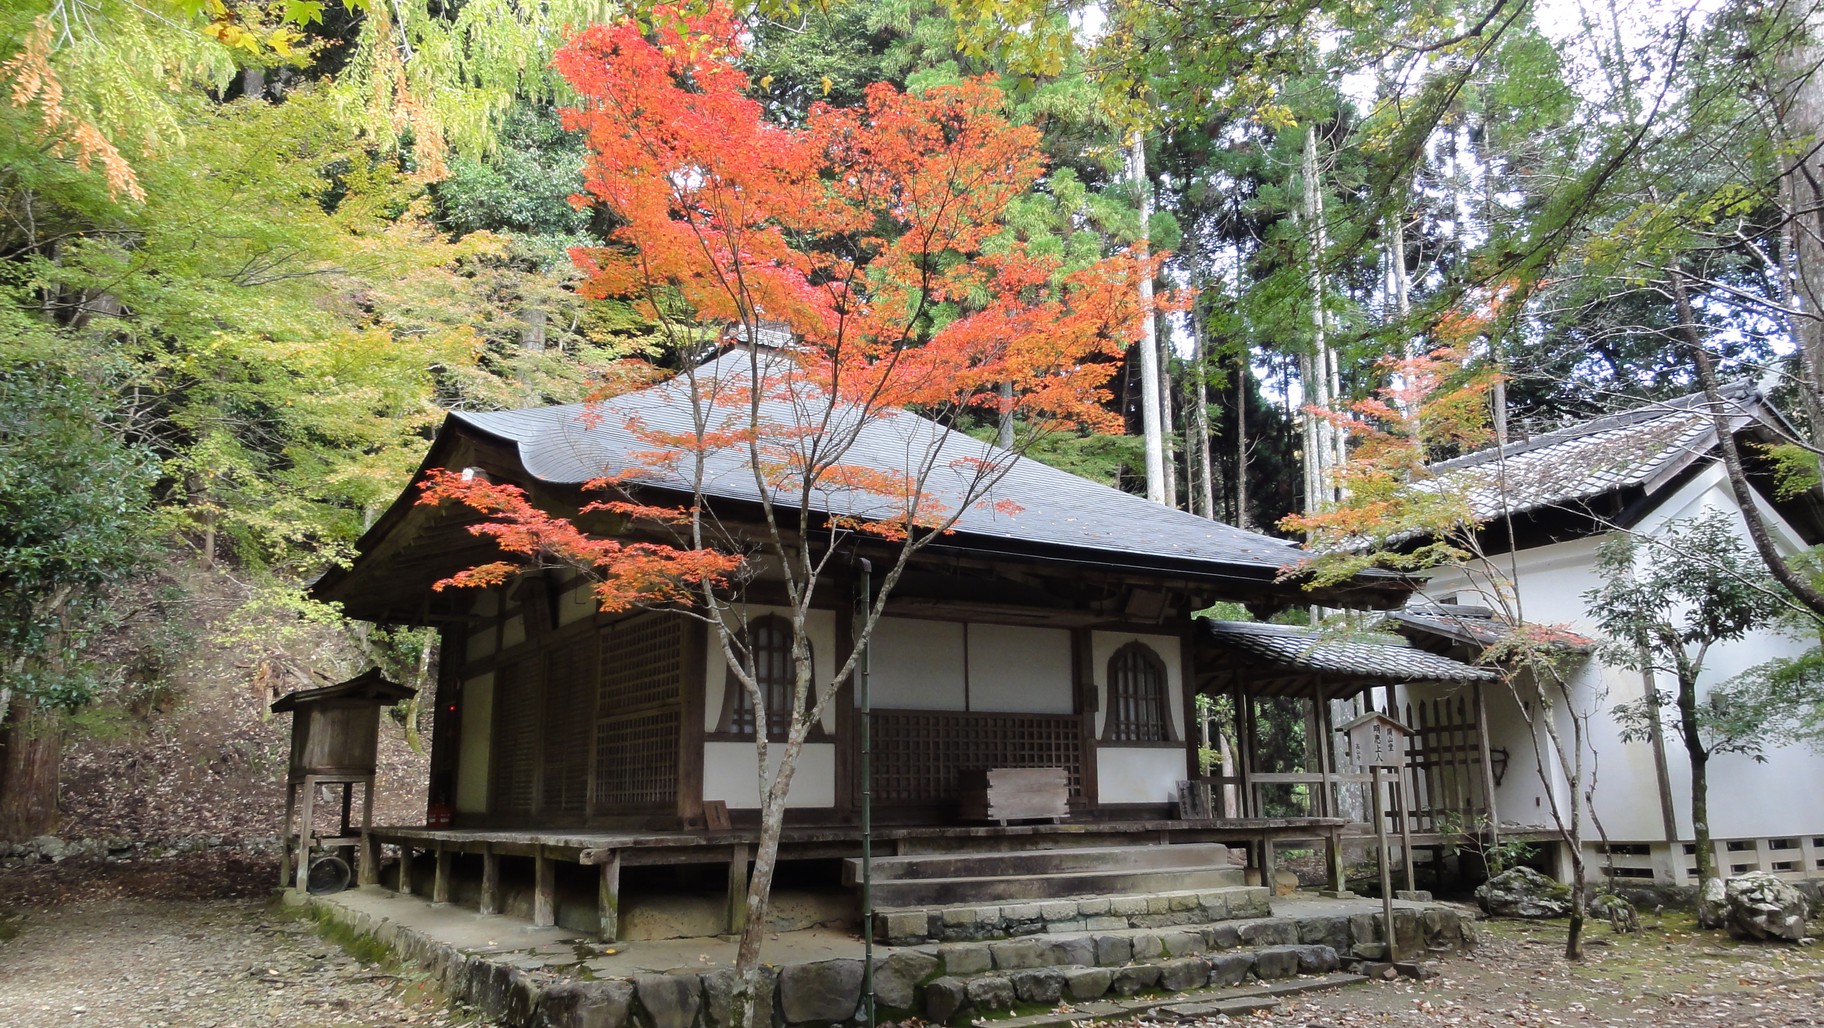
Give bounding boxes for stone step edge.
[842,844,1234,884]
[885,906,1474,979]
[968,972,1370,1028]
[860,864,1245,891]
[874,886,1272,944]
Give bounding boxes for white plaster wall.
[703,741,837,808]
[968,625,1073,713]
[455,672,494,814]
[869,618,966,710]
[701,605,839,734]
[555,579,596,627]
[1089,630,1189,805]
[1417,464,1824,844]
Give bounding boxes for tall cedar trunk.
[1778,13,1824,442]
[1234,351,1249,530]
[0,697,60,841]
[1300,127,1337,512]
[1190,312,1215,519]
[1158,312,1178,508]
[1129,133,1166,502]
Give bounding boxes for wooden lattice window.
[1104,642,1171,743]
[490,661,538,816]
[594,614,683,813]
[871,710,1081,805]
[540,635,597,816]
[718,615,798,740]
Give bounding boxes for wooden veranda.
[360,816,1352,941]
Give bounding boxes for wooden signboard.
[959,767,1069,824]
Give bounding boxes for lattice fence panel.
[490,661,538,816]
[541,636,598,816]
[1402,695,1488,833]
[594,614,684,813]
[872,710,1081,806]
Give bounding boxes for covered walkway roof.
[1198,619,1501,699]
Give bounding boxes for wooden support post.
[1324,829,1348,895]
[295,779,317,892]
[340,782,355,837]
[358,830,378,888]
[1237,685,1259,818]
[534,847,556,928]
[726,843,750,936]
[1397,774,1416,894]
[1373,766,1397,963]
[480,845,500,915]
[398,843,414,897]
[280,783,299,889]
[599,851,622,942]
[1257,835,1276,889]
[1473,682,1501,850]
[433,844,452,905]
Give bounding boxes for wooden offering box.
[959,767,1069,824]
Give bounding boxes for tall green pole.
[857,558,875,1025]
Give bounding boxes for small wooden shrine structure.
[273,668,415,892]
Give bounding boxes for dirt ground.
[5,870,1824,1028]
[1239,910,1824,1028]
[0,897,500,1028]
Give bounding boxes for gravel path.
[0,899,496,1028]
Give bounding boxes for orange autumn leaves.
[553,3,1157,424]
[419,2,1166,608]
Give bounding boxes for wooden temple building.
[309,350,1515,938]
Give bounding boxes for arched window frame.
[714,615,808,741]
[1102,641,1175,744]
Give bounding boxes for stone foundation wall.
[301,894,1474,1028]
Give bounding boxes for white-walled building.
[1396,385,1824,886]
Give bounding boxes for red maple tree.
[419,2,1168,975]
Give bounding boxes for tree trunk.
[997,380,1015,450]
[1234,351,1249,530]
[1158,317,1178,509]
[1675,266,1824,617]
[0,697,60,841]
[1129,133,1166,503]
[1677,667,1716,888]
[1300,127,1338,512]
[1190,311,1215,519]
[1776,13,1824,439]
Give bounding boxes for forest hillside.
[7,0,1824,885]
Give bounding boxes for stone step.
[866,865,1248,910]
[842,843,1235,885]
[922,944,1356,1024]
[971,972,1371,1028]
[874,885,1272,945]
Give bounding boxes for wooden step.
[842,843,1234,885]
[866,865,1247,908]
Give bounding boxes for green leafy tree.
[0,347,158,837]
[1595,512,1793,908]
